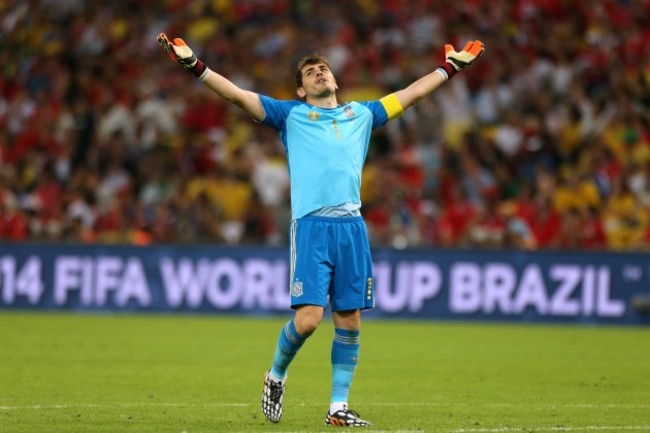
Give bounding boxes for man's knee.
[332,309,361,330]
[294,306,324,335]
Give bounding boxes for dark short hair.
[295,53,333,88]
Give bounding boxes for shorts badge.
[291,281,303,297]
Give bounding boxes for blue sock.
[270,319,308,380]
[330,328,360,405]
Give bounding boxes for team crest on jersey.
[308,111,320,121]
[344,105,356,119]
[291,281,303,297]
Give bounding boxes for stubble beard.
[313,81,337,98]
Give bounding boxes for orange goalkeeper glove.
[436,40,485,79]
[157,33,208,79]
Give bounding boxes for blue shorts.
[289,216,374,311]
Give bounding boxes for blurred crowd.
[1,0,650,250]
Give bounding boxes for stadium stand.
[1,0,649,250]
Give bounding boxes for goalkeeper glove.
[436,40,485,80]
[157,33,208,79]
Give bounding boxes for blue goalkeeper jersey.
[258,94,403,220]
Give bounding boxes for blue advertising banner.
[1,244,648,325]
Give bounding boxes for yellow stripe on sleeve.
[379,93,404,121]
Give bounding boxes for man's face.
[298,62,338,99]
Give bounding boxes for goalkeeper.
[158,33,484,427]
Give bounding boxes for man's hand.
[436,40,485,79]
[445,40,485,71]
[157,33,208,78]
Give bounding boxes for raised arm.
[394,40,485,110]
[157,34,265,122]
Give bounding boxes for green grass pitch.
[1,312,649,433]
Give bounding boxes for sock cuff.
[285,319,306,344]
[334,328,360,345]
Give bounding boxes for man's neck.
[306,95,338,109]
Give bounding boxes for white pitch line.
[364,402,650,409]
[450,427,650,433]
[146,429,650,433]
[1,402,649,411]
[1,404,648,433]
[164,428,650,433]
[0,403,250,410]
